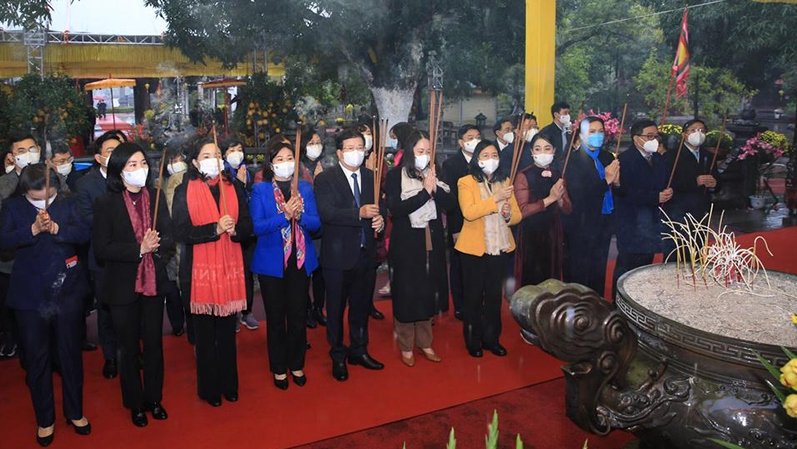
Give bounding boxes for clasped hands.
[493,185,514,220]
[31,210,59,236]
[282,195,305,221]
[359,204,384,232]
[216,214,237,237]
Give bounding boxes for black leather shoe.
[66,418,92,435]
[291,372,307,387]
[369,308,385,320]
[36,427,54,447]
[172,328,185,337]
[81,341,97,352]
[204,397,222,407]
[332,361,348,381]
[145,402,168,420]
[485,344,508,357]
[348,354,384,370]
[224,392,238,402]
[102,359,118,379]
[306,312,318,329]
[314,308,327,326]
[468,348,484,358]
[131,409,148,427]
[454,310,463,321]
[273,375,289,390]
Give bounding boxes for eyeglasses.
[16,146,40,154]
[638,134,661,141]
[52,157,74,166]
[341,147,364,152]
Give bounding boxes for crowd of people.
[0,100,717,446]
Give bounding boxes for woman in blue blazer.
[250,139,321,390]
[0,164,91,446]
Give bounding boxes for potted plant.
[737,131,790,209]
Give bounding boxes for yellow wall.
[0,43,284,79]
[525,0,556,126]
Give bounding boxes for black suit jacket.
[498,140,533,178]
[563,147,615,232]
[540,122,571,163]
[665,145,716,222]
[441,151,470,239]
[314,164,380,271]
[92,187,175,305]
[75,166,108,272]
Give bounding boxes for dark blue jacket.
[0,195,90,311]
[74,166,107,272]
[250,180,320,277]
[614,145,668,254]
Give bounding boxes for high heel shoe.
[273,374,289,390]
[66,417,92,435]
[36,426,54,447]
[291,371,307,387]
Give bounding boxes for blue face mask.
[586,133,605,149]
[387,137,398,150]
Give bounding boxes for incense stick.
[707,114,727,175]
[292,124,302,195]
[44,160,51,212]
[212,124,228,216]
[666,133,687,189]
[613,103,628,157]
[560,103,585,178]
[151,140,168,230]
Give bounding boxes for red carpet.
[297,378,636,449]
[0,301,563,449]
[736,226,797,274]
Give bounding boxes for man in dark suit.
[665,118,717,225]
[314,128,386,381]
[50,143,88,193]
[75,131,123,379]
[441,124,481,320]
[612,119,673,298]
[539,101,572,166]
[563,116,619,297]
[497,114,538,176]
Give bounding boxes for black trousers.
[16,306,83,426]
[163,280,185,333]
[91,269,117,361]
[193,314,238,401]
[448,245,464,314]
[566,215,612,297]
[324,249,375,363]
[242,240,256,314]
[259,262,309,374]
[459,251,507,351]
[108,296,164,410]
[612,252,654,300]
[306,266,326,312]
[0,272,15,348]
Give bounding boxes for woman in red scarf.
[93,143,174,427]
[172,138,252,407]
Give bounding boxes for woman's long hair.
[399,130,436,181]
[260,138,295,183]
[467,140,507,184]
[185,136,233,183]
[106,142,150,193]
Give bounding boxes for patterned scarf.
[122,189,157,296]
[272,181,306,270]
[186,178,246,316]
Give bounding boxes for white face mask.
[533,153,554,168]
[387,137,398,150]
[272,161,295,179]
[306,144,323,161]
[122,167,149,188]
[363,135,373,152]
[198,158,220,179]
[5,165,14,174]
[463,138,480,154]
[687,131,705,147]
[15,151,41,169]
[414,154,430,171]
[642,139,659,154]
[502,132,515,144]
[56,163,73,177]
[559,114,571,126]
[524,128,539,143]
[478,158,500,176]
[226,151,245,169]
[342,150,365,168]
[167,161,187,175]
[26,193,57,210]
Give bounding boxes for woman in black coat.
[0,164,91,446]
[92,143,174,428]
[385,130,454,367]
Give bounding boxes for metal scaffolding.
[22,27,46,76]
[0,30,164,46]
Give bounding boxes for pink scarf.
[122,189,157,296]
[272,181,306,270]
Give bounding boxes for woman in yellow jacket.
[455,140,521,358]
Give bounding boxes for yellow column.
[525,0,556,125]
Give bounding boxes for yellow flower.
[785,394,797,418]
[781,359,797,376]
[791,313,797,325]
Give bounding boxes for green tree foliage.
[0,74,90,147]
[633,51,756,125]
[0,0,51,28]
